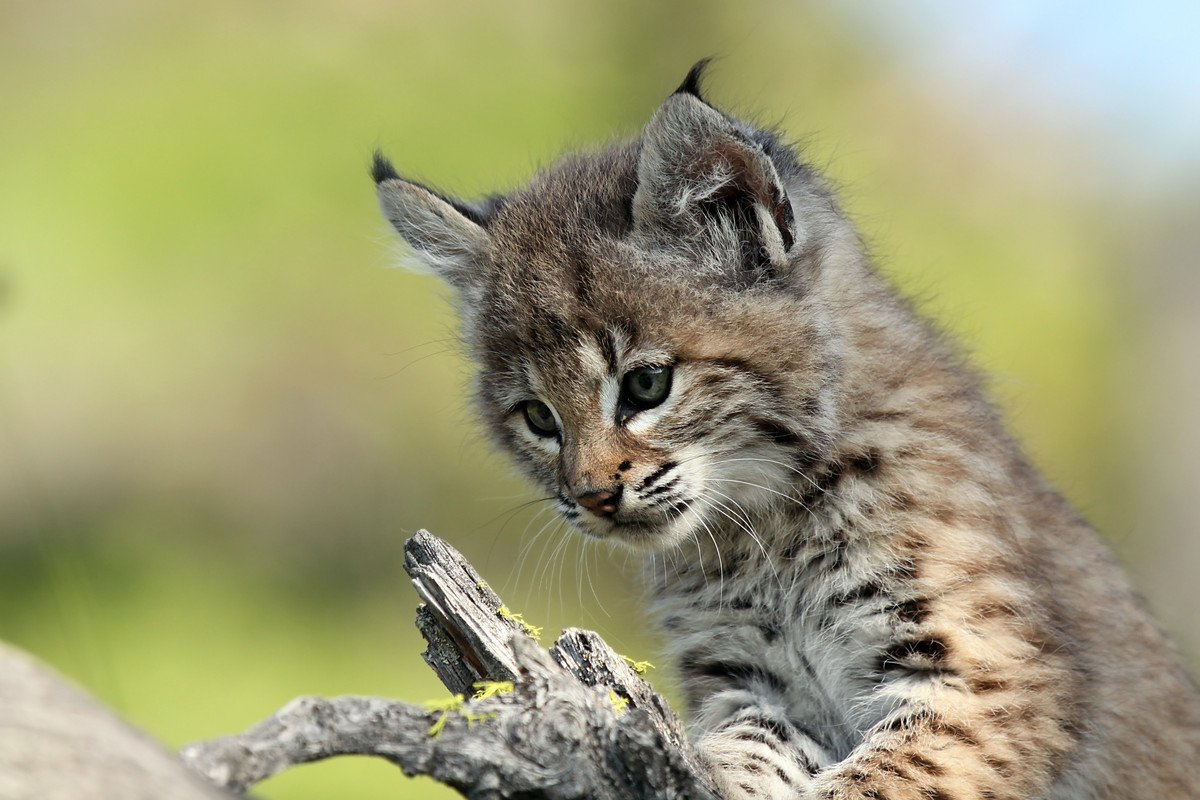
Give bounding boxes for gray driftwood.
[181,530,717,799]
[0,642,232,800]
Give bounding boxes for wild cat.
[372,64,1200,799]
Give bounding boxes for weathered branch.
[182,530,717,799]
[404,527,524,691]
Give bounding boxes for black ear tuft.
[673,58,714,101]
[370,150,399,185]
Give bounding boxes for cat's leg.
[687,609,1077,800]
[803,601,1078,800]
[805,687,1073,800]
[694,684,1069,800]
[692,688,831,800]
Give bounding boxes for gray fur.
[376,69,1200,799]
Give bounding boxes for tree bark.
[181,529,717,799]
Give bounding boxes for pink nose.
[576,487,622,517]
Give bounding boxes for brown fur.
[374,68,1200,798]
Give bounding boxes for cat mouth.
[609,517,663,534]
[572,515,660,539]
[576,499,696,545]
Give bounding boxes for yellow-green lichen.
[620,655,655,675]
[422,693,465,737]
[463,711,497,728]
[472,680,515,700]
[608,689,630,718]
[497,605,543,639]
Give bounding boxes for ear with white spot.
[372,151,496,292]
[632,63,797,280]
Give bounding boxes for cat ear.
[632,66,797,279]
[372,151,493,291]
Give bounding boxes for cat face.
[375,69,849,551]
[471,312,831,551]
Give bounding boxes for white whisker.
[508,504,559,591]
[699,488,784,591]
[708,476,803,506]
[709,454,826,495]
[692,501,727,608]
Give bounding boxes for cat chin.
[568,514,695,554]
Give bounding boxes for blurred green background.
[2,2,1197,797]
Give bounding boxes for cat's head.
[375,65,855,552]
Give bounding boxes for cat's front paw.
[696,725,811,800]
[692,691,823,799]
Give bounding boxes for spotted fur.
[374,66,1200,798]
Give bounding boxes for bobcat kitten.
[373,64,1200,799]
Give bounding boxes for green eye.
[522,399,559,437]
[621,365,673,410]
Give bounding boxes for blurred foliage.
[0,2,1186,797]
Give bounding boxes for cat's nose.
[575,486,623,518]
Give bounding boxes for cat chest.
[660,581,896,752]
